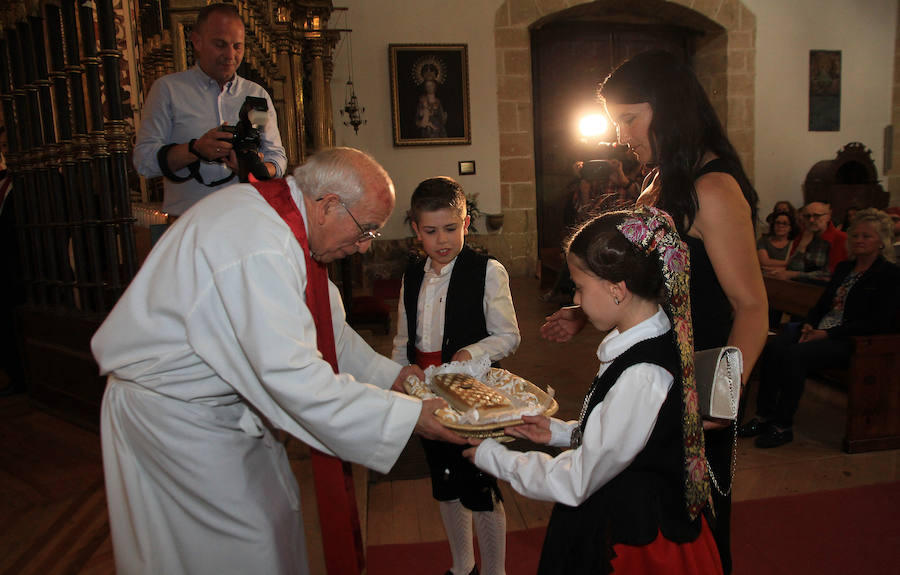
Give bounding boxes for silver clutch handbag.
[694,346,743,420]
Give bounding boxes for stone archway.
[491,0,757,278]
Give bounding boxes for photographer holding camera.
[574,141,643,216]
[540,143,643,303]
[134,3,286,218]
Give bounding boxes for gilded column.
[291,36,307,161]
[304,33,327,152]
[275,31,298,166]
[322,41,335,147]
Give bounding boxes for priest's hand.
[392,365,426,392]
[414,398,466,444]
[540,305,588,342]
[504,414,552,444]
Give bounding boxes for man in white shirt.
[92,147,460,574]
[133,3,287,216]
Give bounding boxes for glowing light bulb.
[578,114,608,138]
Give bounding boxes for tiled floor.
[1,276,897,574]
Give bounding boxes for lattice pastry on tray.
[432,373,512,412]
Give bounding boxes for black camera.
[220,96,272,182]
[578,142,638,182]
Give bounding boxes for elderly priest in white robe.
[92,147,461,574]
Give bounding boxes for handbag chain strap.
[706,421,738,496]
[705,351,738,497]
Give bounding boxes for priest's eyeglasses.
[338,199,382,243]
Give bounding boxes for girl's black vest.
[403,245,491,364]
[537,330,703,575]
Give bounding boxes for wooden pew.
[762,276,824,318]
[763,276,900,453]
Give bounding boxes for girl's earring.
[613,296,620,305]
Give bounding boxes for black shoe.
[737,417,771,438]
[755,426,793,448]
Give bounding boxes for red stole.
[254,179,364,574]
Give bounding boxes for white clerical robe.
[92,177,422,574]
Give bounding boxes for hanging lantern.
[342,79,365,134]
[338,23,365,134]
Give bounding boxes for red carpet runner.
[367,482,900,575]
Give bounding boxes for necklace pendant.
[570,428,583,449]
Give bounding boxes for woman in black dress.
[597,49,768,574]
[539,50,768,573]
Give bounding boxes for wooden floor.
[2,277,898,574]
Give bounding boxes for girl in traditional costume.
[464,206,721,574]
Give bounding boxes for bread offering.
[403,364,559,438]
[432,373,512,413]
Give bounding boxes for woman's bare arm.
[690,172,769,387]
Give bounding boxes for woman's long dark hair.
[599,50,758,234]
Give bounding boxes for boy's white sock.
[473,499,506,575]
[439,499,475,575]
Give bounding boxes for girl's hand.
[505,415,552,444]
[462,438,482,463]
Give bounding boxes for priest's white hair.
[292,147,392,207]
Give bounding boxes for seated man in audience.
[767,201,836,283]
[739,209,900,448]
[817,201,848,271]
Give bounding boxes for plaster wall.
[744,0,896,213]
[329,0,505,242]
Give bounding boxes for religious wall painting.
[389,44,471,146]
[809,50,841,131]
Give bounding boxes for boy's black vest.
[538,330,703,575]
[403,245,490,364]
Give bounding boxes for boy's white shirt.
[474,306,674,507]
[391,253,521,365]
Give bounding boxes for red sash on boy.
[415,349,443,370]
[254,179,364,574]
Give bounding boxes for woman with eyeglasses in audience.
[758,209,801,274]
